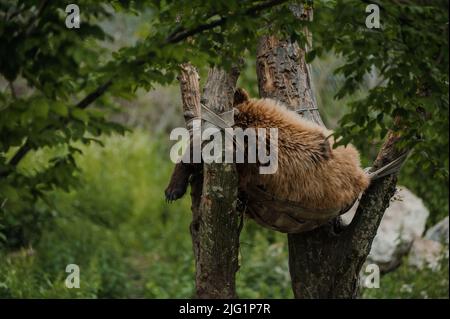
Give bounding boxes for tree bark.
[178,64,241,298]
[256,12,407,298]
[196,67,241,298]
[177,63,203,284]
[257,35,324,127]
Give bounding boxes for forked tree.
[1,0,444,299]
[174,7,410,299]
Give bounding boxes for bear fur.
[165,89,370,214]
[233,90,370,212]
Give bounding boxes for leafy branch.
[3,0,288,173]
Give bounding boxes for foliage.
[0,0,308,246]
[0,131,187,297]
[0,0,448,299]
[0,0,126,246]
[310,0,449,222]
[0,132,447,298]
[363,255,449,299]
[0,132,287,298]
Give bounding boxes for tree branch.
[24,0,50,36]
[3,79,114,172]
[76,79,113,109]
[177,63,203,290]
[178,63,201,122]
[345,130,408,254]
[165,0,288,43]
[4,0,288,172]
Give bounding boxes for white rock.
[425,216,449,245]
[408,237,444,270]
[343,186,429,272]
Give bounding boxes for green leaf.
[71,109,89,124]
[87,108,105,119]
[33,98,49,119]
[52,102,68,117]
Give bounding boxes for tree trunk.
[178,65,241,298]
[177,63,203,288]
[256,11,407,298]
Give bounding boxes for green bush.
[0,131,448,298]
[1,131,192,298]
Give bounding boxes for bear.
[165,88,370,217]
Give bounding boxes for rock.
[408,237,444,270]
[342,186,429,272]
[425,216,449,245]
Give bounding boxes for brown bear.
[165,88,370,218]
